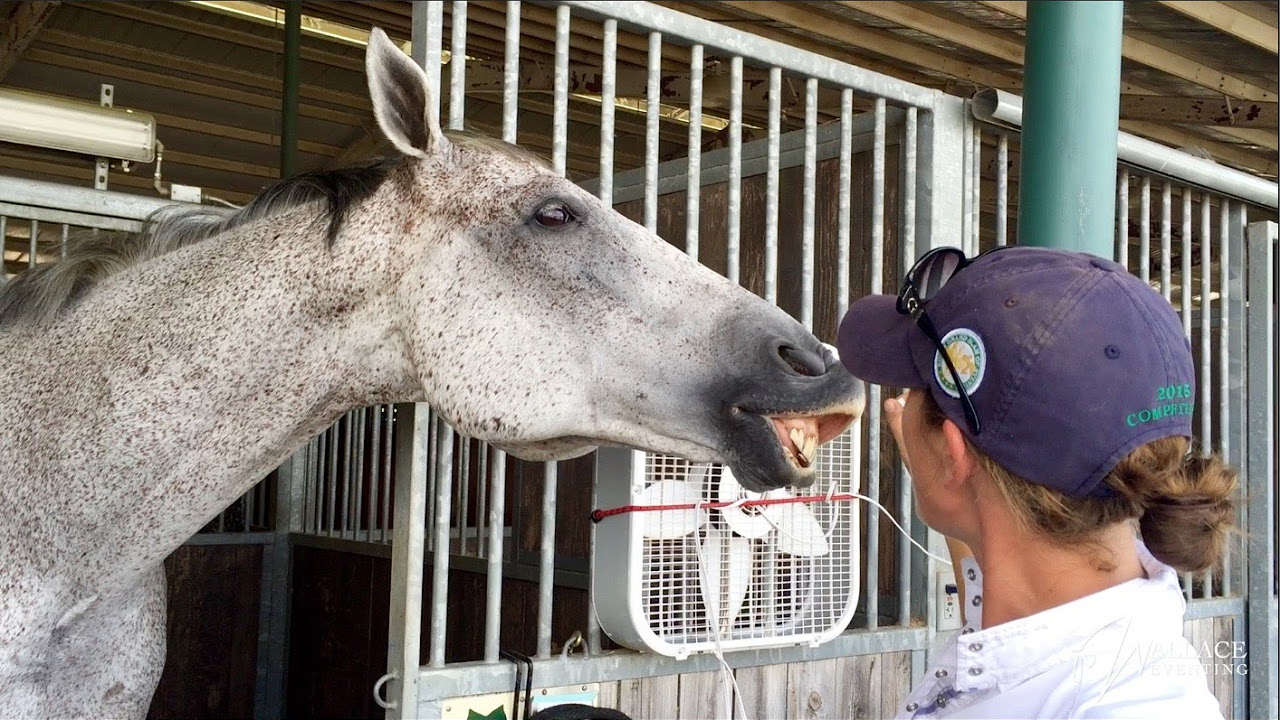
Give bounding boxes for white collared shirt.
[897,541,1224,719]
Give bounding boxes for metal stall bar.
[1139,177,1151,281]
[449,1,468,131]
[865,97,887,629]
[1181,191,1192,338]
[1160,182,1171,301]
[801,77,817,331]
[685,43,703,259]
[386,404,431,718]
[1117,169,1129,266]
[60,223,68,259]
[28,219,37,267]
[381,406,395,543]
[837,89,853,321]
[537,1,572,660]
[1192,195,1213,599]
[971,123,980,253]
[1,215,7,282]
[643,31,660,233]
[369,406,383,541]
[1244,220,1277,720]
[764,66,781,305]
[727,55,742,286]
[995,133,1008,247]
[1223,200,1249,599]
[899,106,918,626]
[432,421,456,663]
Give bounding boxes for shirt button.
[966,568,977,580]
[935,669,948,678]
[968,642,983,652]
[972,595,982,607]
[937,695,949,708]
[905,703,918,712]
[969,667,983,676]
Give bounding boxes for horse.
[0,27,863,719]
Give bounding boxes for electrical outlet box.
[936,571,962,631]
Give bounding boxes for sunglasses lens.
[914,250,963,303]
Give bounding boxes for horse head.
[362,28,863,491]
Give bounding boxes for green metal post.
[1018,1,1124,258]
[280,1,301,178]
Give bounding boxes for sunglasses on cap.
[895,246,1010,435]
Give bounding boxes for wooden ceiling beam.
[714,0,1024,92]
[977,1,1276,102]
[1,1,59,81]
[149,112,344,158]
[836,1,1025,65]
[23,47,365,127]
[1120,95,1277,128]
[1158,1,1278,54]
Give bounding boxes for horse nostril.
[777,344,825,378]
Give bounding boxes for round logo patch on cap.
[934,328,986,399]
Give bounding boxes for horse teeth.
[801,435,818,466]
[789,428,806,455]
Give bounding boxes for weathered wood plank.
[880,650,913,719]
[678,670,731,719]
[841,653,881,720]
[618,674,680,719]
[734,663,789,720]
[787,656,845,719]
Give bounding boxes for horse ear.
[366,27,447,158]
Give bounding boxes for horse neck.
[3,208,417,586]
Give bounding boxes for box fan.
[592,425,861,658]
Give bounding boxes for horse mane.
[0,130,551,328]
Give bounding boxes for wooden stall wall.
[148,544,263,720]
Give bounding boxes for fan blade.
[765,501,830,557]
[637,480,706,539]
[716,467,772,539]
[698,528,753,632]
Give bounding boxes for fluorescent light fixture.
[0,87,156,163]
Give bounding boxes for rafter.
[716,0,1023,92]
[837,1,1024,65]
[1,1,58,81]
[977,1,1276,102]
[1119,95,1276,128]
[1159,1,1278,54]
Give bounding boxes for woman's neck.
[970,519,1144,628]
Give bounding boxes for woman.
[836,246,1235,719]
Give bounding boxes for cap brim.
[836,294,926,388]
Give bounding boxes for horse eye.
[533,203,575,229]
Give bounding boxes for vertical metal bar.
[369,405,383,539]
[477,444,489,556]
[0,215,7,282]
[536,461,557,658]
[643,32,661,233]
[1216,199,1231,597]
[28,219,37,268]
[764,67,781,305]
[1226,204,1247,602]
[280,0,301,179]
[1160,182,1172,301]
[59,224,68,260]
[354,408,366,538]
[800,77,817,331]
[685,44,704,259]
[386,403,430,718]
[342,414,354,536]
[836,89,853,321]
[457,437,471,555]
[381,405,395,543]
[1191,193,1212,600]
[1181,190,1192,339]
[598,19,616,205]
[502,1,520,144]
[971,123,981,252]
[898,106,918,628]
[866,97,887,630]
[484,450,507,661]
[995,133,1008,247]
[1139,176,1151,282]
[412,0,444,117]
[326,424,338,536]
[426,414,438,549]
[449,1,468,131]
[1245,221,1277,720]
[1117,168,1129,265]
[727,55,743,285]
[961,118,972,255]
[430,422,455,667]
[552,4,571,179]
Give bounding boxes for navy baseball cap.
[836,246,1195,498]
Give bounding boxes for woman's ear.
[940,418,976,492]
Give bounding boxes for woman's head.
[914,388,1236,573]
[837,246,1237,573]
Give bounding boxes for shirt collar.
[948,539,1185,694]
